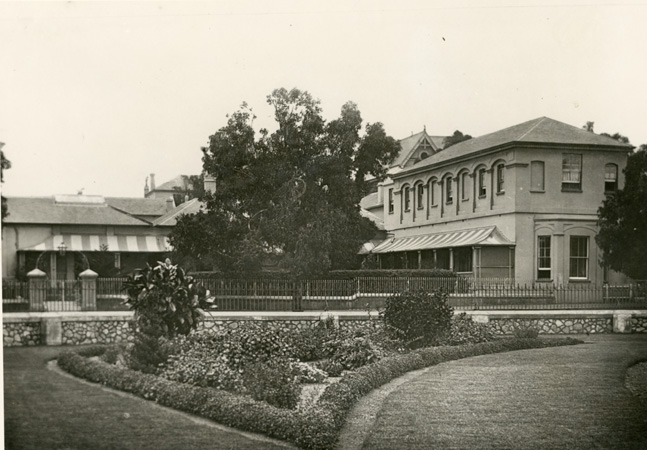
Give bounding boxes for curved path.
[3,346,294,450]
[339,334,647,450]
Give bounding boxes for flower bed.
[58,336,581,449]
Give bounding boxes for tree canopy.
[596,145,647,280]
[442,130,472,149]
[169,88,400,277]
[1,144,11,221]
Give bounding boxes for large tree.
[169,88,400,277]
[442,130,472,149]
[1,143,11,221]
[596,145,647,280]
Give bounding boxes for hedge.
[57,337,582,450]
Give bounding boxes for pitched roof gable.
[393,130,446,168]
[105,197,169,217]
[405,117,632,174]
[3,197,151,226]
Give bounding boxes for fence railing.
[4,276,646,312]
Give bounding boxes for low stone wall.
[632,315,647,333]
[61,319,134,345]
[3,320,42,346]
[3,309,647,346]
[487,317,612,335]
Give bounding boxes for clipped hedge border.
[57,337,582,450]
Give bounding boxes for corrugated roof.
[21,234,170,252]
[371,226,513,253]
[105,197,170,217]
[153,198,205,226]
[404,117,633,175]
[359,192,380,210]
[3,197,150,226]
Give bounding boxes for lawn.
[3,346,292,450]
[355,334,647,450]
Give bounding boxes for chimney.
[204,174,216,195]
[166,196,175,211]
[144,176,149,196]
[150,173,156,191]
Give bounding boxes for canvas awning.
[370,226,513,254]
[20,234,171,253]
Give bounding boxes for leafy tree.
[1,144,11,221]
[442,130,472,149]
[596,145,647,279]
[172,174,205,206]
[170,88,400,277]
[583,121,631,144]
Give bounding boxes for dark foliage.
[170,88,400,278]
[242,359,302,409]
[597,145,647,279]
[442,130,472,149]
[380,289,454,348]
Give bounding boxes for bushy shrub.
[242,358,302,409]
[295,362,328,384]
[440,313,496,346]
[323,332,385,371]
[122,259,206,373]
[380,289,453,348]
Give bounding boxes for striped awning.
[370,226,513,254]
[20,234,171,253]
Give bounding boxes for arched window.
[429,179,437,206]
[478,168,487,197]
[445,176,453,204]
[416,183,424,209]
[403,185,411,211]
[496,163,505,193]
[460,171,469,201]
[604,163,618,193]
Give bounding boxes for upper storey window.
[604,164,618,193]
[562,153,582,192]
[445,177,453,204]
[496,163,505,193]
[478,169,486,197]
[403,186,411,211]
[388,188,394,214]
[416,183,424,209]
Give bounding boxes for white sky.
[1,0,646,198]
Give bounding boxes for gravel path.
[338,334,647,450]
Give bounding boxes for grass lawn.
[3,346,292,450]
[354,335,647,450]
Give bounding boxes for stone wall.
[3,321,42,346]
[632,315,647,333]
[3,310,647,347]
[61,320,134,345]
[488,317,613,335]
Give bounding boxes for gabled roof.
[153,198,205,226]
[393,130,446,168]
[105,197,169,217]
[404,117,633,175]
[3,196,150,226]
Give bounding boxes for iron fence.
[4,276,646,312]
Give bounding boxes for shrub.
[295,362,328,384]
[242,359,302,409]
[122,259,206,372]
[439,313,496,346]
[380,289,453,349]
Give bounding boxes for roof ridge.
[515,117,546,141]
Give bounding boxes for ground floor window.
[569,236,589,279]
[537,236,551,280]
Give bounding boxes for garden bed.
[58,336,582,450]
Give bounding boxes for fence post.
[292,279,303,312]
[80,269,98,311]
[27,268,47,312]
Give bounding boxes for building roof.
[153,198,205,226]
[360,208,384,231]
[3,196,151,226]
[403,117,633,175]
[393,130,446,168]
[105,197,170,217]
[359,192,380,210]
[154,174,193,192]
[371,226,513,253]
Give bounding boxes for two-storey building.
[362,117,632,285]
